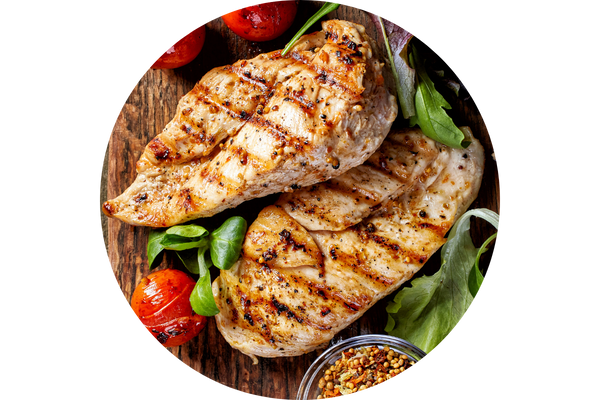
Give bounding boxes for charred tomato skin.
[131,268,207,347]
[151,25,206,69]
[222,1,298,42]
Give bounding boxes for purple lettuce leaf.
[370,14,416,119]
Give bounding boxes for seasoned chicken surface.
[212,128,485,361]
[103,20,397,227]
[276,128,440,231]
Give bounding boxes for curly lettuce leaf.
[385,208,499,352]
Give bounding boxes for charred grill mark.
[317,28,370,98]
[325,243,395,288]
[271,296,298,321]
[261,247,278,262]
[179,188,195,212]
[335,44,363,69]
[342,301,361,312]
[244,313,254,326]
[416,221,449,238]
[241,267,333,331]
[278,229,308,253]
[246,114,288,138]
[311,60,365,101]
[231,285,276,345]
[194,80,259,122]
[148,137,171,161]
[364,150,418,183]
[134,193,147,203]
[226,274,331,344]
[231,66,270,92]
[230,146,249,166]
[102,201,115,216]
[352,224,435,266]
[321,181,381,206]
[282,86,317,114]
[286,269,371,316]
[244,114,309,157]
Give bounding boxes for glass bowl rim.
[296,334,427,400]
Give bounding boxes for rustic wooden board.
[100,2,499,399]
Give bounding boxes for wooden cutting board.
[100,2,499,398]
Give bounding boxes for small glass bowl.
[296,334,427,400]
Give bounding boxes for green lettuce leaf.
[189,254,220,317]
[210,216,247,270]
[385,208,499,352]
[468,232,496,297]
[165,224,208,238]
[147,229,167,270]
[147,217,247,315]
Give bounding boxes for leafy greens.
[372,16,415,120]
[385,208,499,353]
[374,16,468,149]
[147,216,247,316]
[408,46,470,149]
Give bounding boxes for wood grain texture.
[100,2,499,398]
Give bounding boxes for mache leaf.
[385,208,499,352]
[165,224,208,239]
[176,243,213,278]
[147,229,167,270]
[189,257,220,317]
[146,218,246,313]
[210,216,247,270]
[161,235,208,252]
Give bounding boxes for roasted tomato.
[222,1,298,42]
[131,269,207,347]
[151,25,206,69]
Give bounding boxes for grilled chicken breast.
[102,20,397,227]
[212,127,484,362]
[276,128,440,231]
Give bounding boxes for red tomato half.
[131,269,207,347]
[151,25,206,69]
[222,1,298,42]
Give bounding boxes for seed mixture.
[316,345,416,398]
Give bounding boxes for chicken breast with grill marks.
[102,20,397,227]
[212,127,484,361]
[276,128,440,231]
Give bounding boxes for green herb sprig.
[147,216,247,316]
[281,2,340,57]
